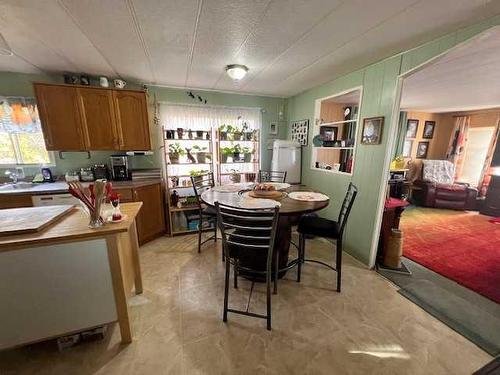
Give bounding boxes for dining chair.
[258,170,287,183]
[296,182,358,292]
[216,202,280,330]
[190,172,217,253]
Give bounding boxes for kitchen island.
[0,202,143,350]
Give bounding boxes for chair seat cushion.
[297,215,339,239]
[202,205,217,216]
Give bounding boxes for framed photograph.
[320,125,338,141]
[416,141,429,159]
[402,140,413,157]
[361,116,384,145]
[269,122,278,135]
[423,121,435,139]
[406,119,419,138]
[291,119,309,146]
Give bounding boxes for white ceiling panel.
[214,0,342,92]
[0,0,498,96]
[0,0,114,75]
[59,0,152,82]
[185,0,270,89]
[401,27,500,113]
[132,0,200,86]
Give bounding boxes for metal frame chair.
[297,182,358,292]
[216,202,280,330]
[258,170,287,183]
[190,172,217,253]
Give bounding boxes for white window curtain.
[160,103,262,131]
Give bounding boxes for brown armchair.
[412,160,477,210]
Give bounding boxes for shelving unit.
[163,126,260,235]
[311,88,362,175]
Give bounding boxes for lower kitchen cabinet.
[113,182,167,244]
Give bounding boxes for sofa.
[412,160,477,210]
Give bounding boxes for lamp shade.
[225,64,248,80]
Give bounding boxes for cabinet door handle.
[133,190,138,200]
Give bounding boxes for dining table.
[201,183,329,277]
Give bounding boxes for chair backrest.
[258,170,287,183]
[190,172,215,209]
[216,202,279,273]
[337,182,358,235]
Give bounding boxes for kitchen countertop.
[0,179,162,196]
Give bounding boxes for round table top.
[201,184,329,216]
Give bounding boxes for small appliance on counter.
[93,164,109,180]
[79,168,95,182]
[110,155,131,181]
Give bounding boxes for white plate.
[288,191,329,202]
[212,183,253,193]
[238,198,281,209]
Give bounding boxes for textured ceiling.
[0,0,499,97]
[401,27,500,113]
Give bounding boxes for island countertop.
[0,202,142,252]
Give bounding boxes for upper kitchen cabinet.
[34,84,85,151]
[33,83,151,151]
[78,88,119,150]
[113,90,151,150]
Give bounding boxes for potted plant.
[233,125,243,141]
[193,145,210,163]
[188,129,193,139]
[189,169,208,184]
[242,146,253,162]
[219,124,228,140]
[221,146,233,163]
[176,128,184,139]
[233,143,242,162]
[168,142,185,164]
[196,130,204,139]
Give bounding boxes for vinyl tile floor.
[0,234,492,374]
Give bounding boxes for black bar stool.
[191,172,217,253]
[296,182,358,292]
[216,202,280,330]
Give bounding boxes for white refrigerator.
[271,140,302,183]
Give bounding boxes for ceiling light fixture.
[0,33,13,56]
[225,64,248,80]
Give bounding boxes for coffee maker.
[110,155,131,181]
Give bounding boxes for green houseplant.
[168,142,185,164]
[232,143,242,162]
[189,169,209,184]
[221,146,233,163]
[242,146,253,162]
[242,122,253,141]
[233,125,243,141]
[193,145,210,164]
[219,124,228,140]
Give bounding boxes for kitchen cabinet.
[0,194,33,209]
[113,182,167,244]
[34,84,85,151]
[33,83,151,151]
[113,91,151,150]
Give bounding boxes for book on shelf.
[130,168,162,180]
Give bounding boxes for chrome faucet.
[5,170,19,184]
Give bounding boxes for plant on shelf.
[233,125,243,141]
[196,130,204,139]
[189,169,209,184]
[233,143,242,162]
[176,128,184,139]
[188,129,193,139]
[242,122,252,140]
[221,145,233,163]
[169,142,185,164]
[219,124,229,140]
[242,146,253,162]
[193,145,211,163]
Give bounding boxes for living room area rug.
[400,207,500,304]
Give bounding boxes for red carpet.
[401,208,500,304]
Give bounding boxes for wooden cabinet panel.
[113,91,151,150]
[78,88,119,150]
[133,184,166,244]
[113,188,134,203]
[34,84,85,150]
[0,194,33,209]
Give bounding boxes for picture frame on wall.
[269,122,278,135]
[416,141,429,159]
[406,119,419,138]
[290,119,309,146]
[403,140,413,157]
[423,121,435,139]
[361,116,384,145]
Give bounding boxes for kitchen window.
[0,96,53,166]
